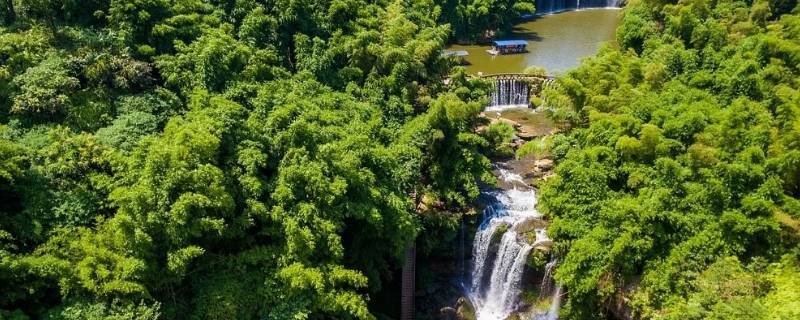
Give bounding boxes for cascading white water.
[534,0,621,15]
[540,259,558,296]
[468,168,548,320]
[487,79,530,112]
[548,286,563,320]
[530,260,562,320]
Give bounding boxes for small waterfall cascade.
[534,0,621,15]
[539,259,558,297]
[468,168,554,320]
[543,286,563,320]
[459,218,467,287]
[487,79,530,112]
[534,259,562,320]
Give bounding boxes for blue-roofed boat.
[487,40,528,55]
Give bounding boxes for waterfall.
[534,0,621,15]
[459,218,467,286]
[468,168,543,320]
[487,79,530,112]
[540,259,558,297]
[532,259,562,320]
[545,286,562,320]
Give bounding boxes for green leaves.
[438,0,536,41]
[0,0,492,318]
[166,245,203,277]
[11,56,79,115]
[0,129,26,185]
[539,0,800,317]
[482,121,514,158]
[155,28,255,93]
[278,263,373,320]
[43,299,161,320]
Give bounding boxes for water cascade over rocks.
[535,261,562,320]
[467,167,559,320]
[534,0,621,15]
[487,79,530,112]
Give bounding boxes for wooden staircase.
[400,243,416,320]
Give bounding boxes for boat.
[487,40,528,55]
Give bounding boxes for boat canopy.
[492,40,528,47]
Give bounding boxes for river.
[462,8,621,320]
[413,8,621,320]
[448,9,621,75]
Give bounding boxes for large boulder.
[534,159,554,171]
[513,217,547,234]
[456,297,476,320]
[516,129,538,141]
[532,238,553,250]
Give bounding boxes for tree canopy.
[539,0,800,318]
[0,0,495,318]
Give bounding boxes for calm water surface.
[448,9,621,75]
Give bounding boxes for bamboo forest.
[1,0,799,319]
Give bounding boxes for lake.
[447,9,622,75]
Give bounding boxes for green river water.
[448,9,622,75]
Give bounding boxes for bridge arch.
[479,73,559,108]
[481,73,557,94]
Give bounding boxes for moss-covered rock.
[456,297,476,320]
[527,249,549,269]
[490,222,511,247]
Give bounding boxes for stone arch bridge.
[480,73,558,95]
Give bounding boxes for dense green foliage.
[5,0,800,318]
[0,0,495,318]
[540,0,800,318]
[436,0,536,41]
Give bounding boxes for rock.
[534,159,554,170]
[491,117,521,129]
[490,223,512,247]
[516,129,538,140]
[510,138,525,150]
[529,168,545,178]
[513,217,547,234]
[456,297,476,320]
[504,313,522,320]
[440,307,458,320]
[532,239,554,250]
